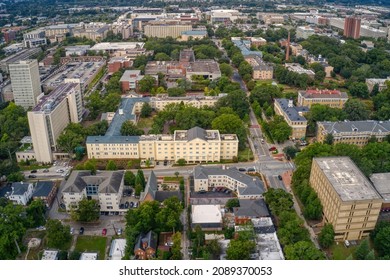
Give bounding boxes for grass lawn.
[163,176,184,182]
[137,116,154,129]
[329,243,356,260]
[74,236,107,260]
[238,148,254,162]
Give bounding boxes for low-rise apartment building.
[366,77,390,93]
[310,157,383,240]
[297,89,348,108]
[274,99,309,140]
[149,94,222,111]
[285,63,315,78]
[62,170,125,215]
[193,166,265,199]
[245,55,273,80]
[317,120,390,146]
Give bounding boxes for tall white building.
[26,83,83,163]
[9,59,41,109]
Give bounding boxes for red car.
[269,146,277,151]
[102,228,107,236]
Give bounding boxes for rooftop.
[299,89,348,99]
[10,182,31,196]
[252,218,284,260]
[41,250,58,260]
[181,30,207,36]
[313,157,382,202]
[187,60,221,74]
[33,181,55,197]
[174,127,221,141]
[232,39,263,58]
[32,83,79,113]
[285,63,315,76]
[79,252,98,260]
[370,173,390,202]
[109,238,126,260]
[191,204,222,224]
[235,199,269,217]
[90,42,145,51]
[318,120,390,135]
[275,98,309,122]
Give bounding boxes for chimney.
[288,99,293,108]
[286,31,290,61]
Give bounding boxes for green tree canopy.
[140,102,153,118]
[284,241,325,260]
[318,223,334,249]
[46,219,71,249]
[120,121,144,136]
[138,75,157,93]
[124,171,136,186]
[70,198,100,222]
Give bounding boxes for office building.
[257,13,285,25]
[296,26,316,39]
[73,22,110,41]
[191,205,223,231]
[64,45,91,56]
[0,47,41,73]
[144,21,192,38]
[23,29,47,48]
[317,120,390,146]
[108,56,132,74]
[208,9,241,24]
[274,99,309,140]
[24,83,82,163]
[344,16,361,39]
[9,59,41,109]
[297,89,348,108]
[4,29,16,43]
[180,30,207,41]
[120,70,157,92]
[310,157,382,240]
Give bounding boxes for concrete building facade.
[144,23,192,38]
[9,59,41,109]
[25,83,82,163]
[310,157,382,241]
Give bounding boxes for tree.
[264,189,294,216]
[124,171,135,186]
[7,172,24,182]
[219,63,233,77]
[71,198,100,222]
[226,198,240,210]
[176,158,186,166]
[46,219,71,249]
[283,146,299,160]
[343,99,370,121]
[106,160,117,170]
[284,241,325,260]
[69,251,81,260]
[134,184,143,197]
[238,61,253,81]
[226,238,256,260]
[365,250,376,260]
[156,197,183,232]
[324,133,334,145]
[138,75,156,93]
[212,113,247,150]
[318,224,334,249]
[349,82,369,98]
[216,90,249,119]
[57,130,84,156]
[372,222,390,257]
[120,121,143,136]
[140,102,152,118]
[167,87,186,97]
[136,169,146,189]
[26,199,46,228]
[354,238,370,260]
[133,55,149,69]
[154,52,171,61]
[268,115,292,143]
[171,232,182,260]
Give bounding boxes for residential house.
[134,231,158,260]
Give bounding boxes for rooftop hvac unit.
[119,109,124,115]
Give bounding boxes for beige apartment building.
[245,55,273,80]
[310,157,382,241]
[148,94,222,111]
[62,171,125,215]
[274,99,309,140]
[20,83,83,163]
[86,127,238,163]
[317,120,390,146]
[9,59,41,109]
[297,89,348,108]
[144,23,192,38]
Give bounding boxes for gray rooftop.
[299,89,348,100]
[275,98,309,122]
[313,157,382,202]
[141,171,182,202]
[370,173,390,202]
[232,39,263,58]
[318,120,390,135]
[194,166,265,196]
[235,199,269,217]
[11,182,31,196]
[33,181,55,197]
[63,171,124,194]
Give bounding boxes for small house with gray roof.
[140,171,182,203]
[193,166,265,199]
[1,182,34,205]
[32,181,57,208]
[234,199,269,225]
[62,170,125,215]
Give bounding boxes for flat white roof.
[109,239,126,260]
[191,204,222,224]
[41,250,58,260]
[90,42,145,51]
[80,252,98,260]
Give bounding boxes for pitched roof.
[33,181,55,197]
[134,231,157,252]
[235,199,269,218]
[11,182,32,195]
[141,171,158,201]
[187,126,206,141]
[319,120,390,135]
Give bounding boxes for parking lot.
[23,160,72,179]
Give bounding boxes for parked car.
[70,227,74,235]
[198,190,207,194]
[269,146,277,151]
[102,228,107,236]
[134,202,138,208]
[247,167,255,172]
[238,168,246,172]
[129,202,134,208]
[30,170,37,173]
[79,227,84,235]
[56,169,64,173]
[42,169,49,173]
[261,138,265,144]
[124,201,129,208]
[117,228,122,235]
[28,175,37,178]
[278,175,283,180]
